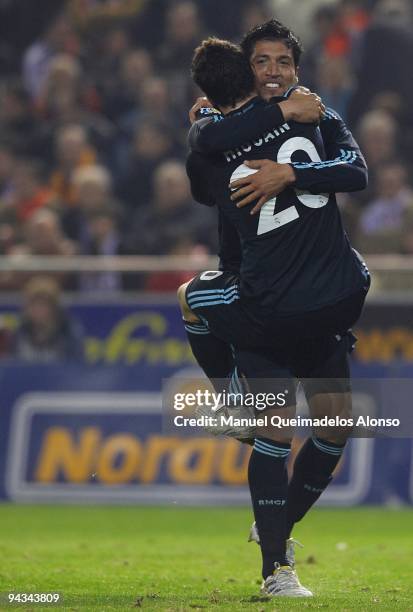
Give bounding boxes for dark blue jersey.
[186,96,368,315]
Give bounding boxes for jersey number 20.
[230,137,329,236]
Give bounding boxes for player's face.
[250,40,298,101]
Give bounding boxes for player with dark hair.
[179,28,369,597]
[240,17,303,68]
[191,37,256,111]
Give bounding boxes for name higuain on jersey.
[223,123,291,162]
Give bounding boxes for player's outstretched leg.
[248,418,312,595]
[286,381,351,536]
[178,279,256,440]
[286,433,346,537]
[178,281,234,381]
[248,434,291,579]
[249,432,313,596]
[237,349,312,594]
[286,335,353,536]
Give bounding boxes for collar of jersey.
[226,85,298,117]
[226,96,264,117]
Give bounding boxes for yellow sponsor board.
[34,428,252,486]
[355,328,413,363]
[33,427,344,486]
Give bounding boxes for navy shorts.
[186,271,262,347]
[186,270,368,403]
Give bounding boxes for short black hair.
[241,19,303,67]
[191,37,255,109]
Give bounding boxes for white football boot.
[195,401,256,439]
[248,522,304,567]
[261,563,313,597]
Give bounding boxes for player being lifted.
[178,22,369,597]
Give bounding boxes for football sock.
[286,436,346,537]
[248,437,291,578]
[184,320,234,382]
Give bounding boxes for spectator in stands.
[23,209,77,258]
[0,208,77,291]
[38,53,83,116]
[22,11,77,103]
[36,55,114,167]
[356,162,413,253]
[196,0,264,41]
[356,110,399,206]
[116,120,181,209]
[316,55,354,121]
[358,110,398,170]
[49,124,97,206]
[157,1,205,109]
[299,4,339,90]
[241,4,273,36]
[62,164,123,243]
[102,48,153,121]
[78,206,124,292]
[125,159,216,255]
[0,80,40,156]
[0,160,57,224]
[4,209,77,290]
[271,0,340,47]
[348,0,413,127]
[118,76,175,140]
[11,276,84,362]
[82,25,131,112]
[337,0,371,43]
[0,0,410,282]
[157,1,203,74]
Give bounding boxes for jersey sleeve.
[188,102,285,154]
[218,210,242,273]
[291,108,368,194]
[185,151,215,206]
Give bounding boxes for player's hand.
[189,96,214,124]
[229,160,297,214]
[278,89,325,123]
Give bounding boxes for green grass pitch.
[0,505,412,611]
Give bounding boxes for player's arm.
[292,109,368,194]
[188,90,324,154]
[186,151,242,271]
[218,211,242,273]
[185,151,215,206]
[231,109,368,213]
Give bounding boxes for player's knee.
[258,431,293,445]
[309,391,352,443]
[317,430,351,445]
[255,405,295,445]
[177,281,199,323]
[177,282,189,307]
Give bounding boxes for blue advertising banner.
[0,299,194,366]
[0,362,412,506]
[0,297,413,367]
[0,297,412,505]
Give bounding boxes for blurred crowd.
[0,0,412,296]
